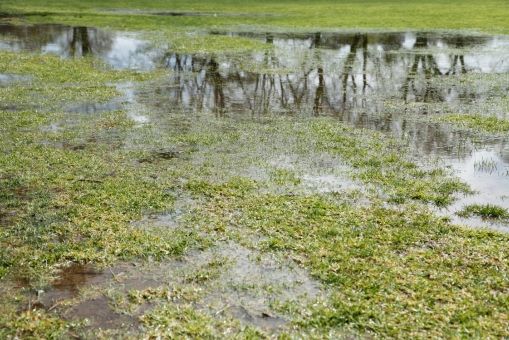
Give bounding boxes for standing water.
[1,23,509,229]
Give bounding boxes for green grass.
[440,114,509,134]
[141,303,264,338]
[311,122,471,206]
[1,0,509,35]
[0,310,72,339]
[257,200,509,337]
[458,204,509,220]
[1,0,509,337]
[0,52,207,283]
[179,177,509,337]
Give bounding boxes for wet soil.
[23,238,323,334]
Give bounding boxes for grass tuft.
[457,204,509,220]
[440,114,509,134]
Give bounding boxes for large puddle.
[1,23,509,229]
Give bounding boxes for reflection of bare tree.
[402,35,443,103]
[207,58,225,116]
[340,34,365,113]
[313,65,326,116]
[70,27,92,56]
[149,31,502,120]
[136,30,508,160]
[0,24,114,58]
[0,24,65,50]
[362,34,369,94]
[401,35,478,104]
[3,24,502,159]
[448,54,467,75]
[446,36,468,76]
[312,33,326,115]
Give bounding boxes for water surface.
[1,23,508,229]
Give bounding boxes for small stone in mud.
[155,150,181,159]
[138,149,182,163]
[227,305,287,330]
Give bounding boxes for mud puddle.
[26,262,160,331]
[25,239,323,334]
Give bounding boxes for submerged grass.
[141,303,264,338]
[310,121,471,206]
[458,204,509,220]
[0,112,206,278]
[440,113,509,134]
[0,51,153,111]
[0,53,208,284]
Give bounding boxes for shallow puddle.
[39,263,110,308]
[0,23,159,70]
[1,22,509,228]
[0,73,31,86]
[443,148,509,231]
[25,240,323,334]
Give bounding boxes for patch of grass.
[474,158,498,173]
[127,286,203,305]
[194,187,509,337]
[0,52,147,83]
[310,121,471,206]
[169,33,269,54]
[141,303,265,338]
[0,53,206,283]
[439,114,509,134]
[2,0,509,34]
[0,309,75,339]
[457,204,509,220]
[0,51,154,111]
[177,117,470,206]
[183,257,228,284]
[270,168,301,186]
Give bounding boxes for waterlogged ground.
[1,10,509,339]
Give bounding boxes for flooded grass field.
[1,1,509,338]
